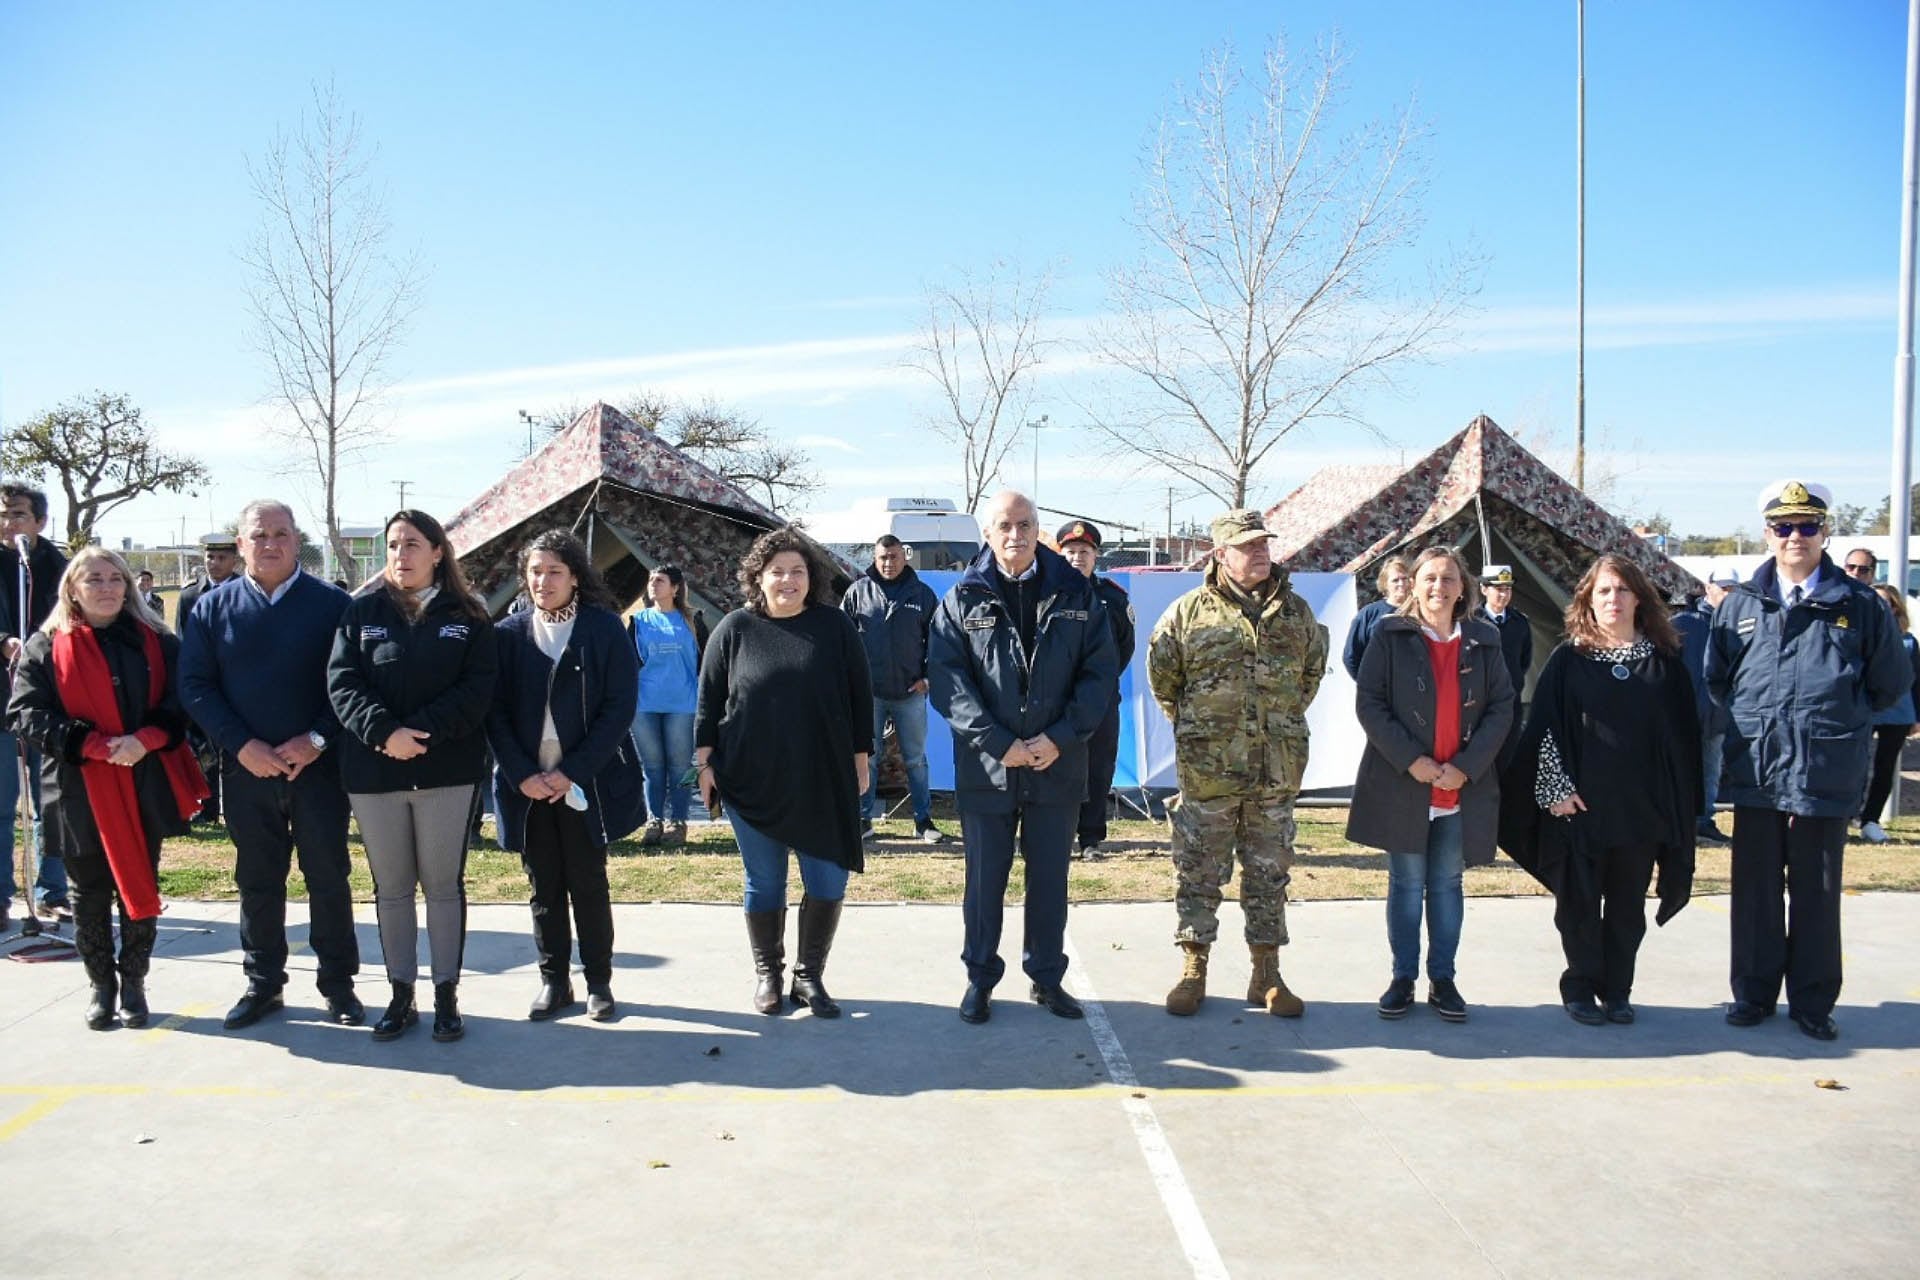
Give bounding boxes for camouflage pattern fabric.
[1170,790,1296,946]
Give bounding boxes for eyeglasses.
[1769,522,1824,539]
[1844,561,1876,576]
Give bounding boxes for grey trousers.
[350,785,474,986]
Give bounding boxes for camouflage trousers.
[1169,790,1297,947]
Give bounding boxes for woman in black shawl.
[1500,554,1700,1026]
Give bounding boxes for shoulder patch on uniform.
[1127,604,1137,624]
[1737,617,1757,636]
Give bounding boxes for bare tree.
[905,264,1052,512]
[1096,39,1479,508]
[1,392,209,552]
[243,81,422,569]
[535,394,822,516]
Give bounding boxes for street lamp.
[518,408,536,457]
[1029,414,1051,503]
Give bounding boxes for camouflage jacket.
[1147,561,1329,800]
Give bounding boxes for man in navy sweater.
[180,500,362,1029]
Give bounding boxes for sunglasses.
[1769,521,1824,539]
[1844,562,1876,575]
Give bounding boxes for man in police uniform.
[1147,508,1328,1017]
[1473,564,1533,770]
[177,534,242,822]
[1055,520,1135,858]
[1707,480,1909,1040]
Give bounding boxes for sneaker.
[1377,977,1415,1019]
[860,822,876,843]
[36,899,72,924]
[916,822,948,845]
[1861,820,1890,845]
[1695,820,1728,844]
[1427,978,1468,1022]
[1076,841,1105,861]
[666,820,688,846]
[639,819,665,848]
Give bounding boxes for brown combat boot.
[1249,943,1304,1017]
[1165,942,1209,1016]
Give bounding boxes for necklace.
[537,600,578,624]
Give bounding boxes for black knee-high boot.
[117,916,157,1028]
[790,896,843,1018]
[745,909,787,1015]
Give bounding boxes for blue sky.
[0,1,1909,550]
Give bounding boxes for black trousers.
[959,803,1074,990]
[1077,706,1121,848]
[1729,807,1845,1018]
[225,763,360,997]
[66,840,160,988]
[523,800,615,985]
[1860,724,1908,824]
[1553,841,1656,1002]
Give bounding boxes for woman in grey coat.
[1347,546,1515,1023]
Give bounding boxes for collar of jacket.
[1378,612,1489,646]
[959,542,1082,600]
[1202,557,1291,608]
[1743,553,1852,607]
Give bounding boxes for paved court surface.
[2,891,1916,1279]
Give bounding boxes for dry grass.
[153,808,1920,905]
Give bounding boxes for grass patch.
[151,808,1920,905]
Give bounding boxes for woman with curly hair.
[695,527,872,1017]
[1501,554,1701,1026]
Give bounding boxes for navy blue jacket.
[1706,555,1910,817]
[928,544,1118,812]
[841,563,938,700]
[487,604,643,851]
[1672,599,1714,727]
[1342,598,1395,680]
[1474,605,1534,699]
[180,571,349,756]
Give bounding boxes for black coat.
[1474,605,1534,699]
[1346,614,1515,864]
[326,586,498,794]
[1092,574,1136,671]
[1498,641,1701,923]
[487,605,644,851]
[841,564,938,700]
[6,617,192,864]
[0,537,67,650]
[928,544,1118,812]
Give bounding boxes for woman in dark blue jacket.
[487,531,642,1022]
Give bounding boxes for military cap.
[1479,563,1514,587]
[1210,508,1271,547]
[1757,479,1832,521]
[1056,519,1103,549]
[200,533,238,552]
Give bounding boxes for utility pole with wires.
[394,480,413,509]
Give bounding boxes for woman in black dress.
[1501,554,1700,1025]
[695,527,872,1018]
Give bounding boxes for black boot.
[789,896,844,1018]
[432,981,464,1042]
[372,981,417,1041]
[118,917,156,1029]
[745,908,787,1016]
[74,899,117,1030]
[85,981,118,1031]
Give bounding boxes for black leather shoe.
[529,981,577,1021]
[223,987,284,1030]
[1725,1000,1773,1027]
[1427,979,1468,1023]
[1604,998,1635,1025]
[372,983,417,1041]
[325,992,366,1026]
[119,979,149,1029]
[432,981,464,1042]
[1030,982,1085,1020]
[959,983,992,1024]
[586,983,616,1022]
[85,984,117,1031]
[1790,1010,1839,1041]
[1377,977,1415,1019]
[1564,997,1606,1026]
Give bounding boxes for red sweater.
[1423,632,1462,811]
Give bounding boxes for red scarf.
[50,621,209,920]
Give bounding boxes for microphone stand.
[4,535,73,958]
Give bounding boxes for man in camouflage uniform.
[1147,508,1328,1017]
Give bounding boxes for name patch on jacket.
[439,623,470,640]
[362,625,388,641]
[1053,609,1089,622]
[963,615,997,631]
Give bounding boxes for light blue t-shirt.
[632,608,699,714]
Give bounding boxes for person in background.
[0,480,71,928]
[1709,480,1909,1041]
[179,500,362,1031]
[1474,564,1533,771]
[489,530,643,1022]
[1501,555,1699,1026]
[841,534,945,844]
[327,510,496,1043]
[1857,583,1920,845]
[177,534,241,824]
[1056,520,1134,859]
[7,548,207,1028]
[1841,547,1878,586]
[134,571,164,616]
[1341,557,1412,681]
[1674,570,1738,843]
[631,565,706,847]
[1349,545,1514,1024]
[696,528,871,1018]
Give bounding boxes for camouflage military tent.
[1261,415,1701,697]
[445,401,846,617]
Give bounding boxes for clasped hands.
[1000,733,1061,771]
[1408,755,1467,791]
[237,732,327,780]
[518,770,576,803]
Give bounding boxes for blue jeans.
[863,694,931,825]
[633,710,694,823]
[0,731,65,908]
[1386,812,1464,981]
[728,813,848,913]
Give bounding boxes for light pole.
[1029,414,1051,504]
[518,408,536,457]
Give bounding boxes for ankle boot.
[372,981,417,1041]
[1249,943,1304,1017]
[789,896,844,1018]
[1166,942,1209,1016]
[745,908,787,1015]
[118,917,156,1028]
[432,981,464,1042]
[85,980,118,1031]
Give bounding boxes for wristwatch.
[308,730,328,752]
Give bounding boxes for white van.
[803,497,983,572]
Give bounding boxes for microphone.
[11,535,26,558]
